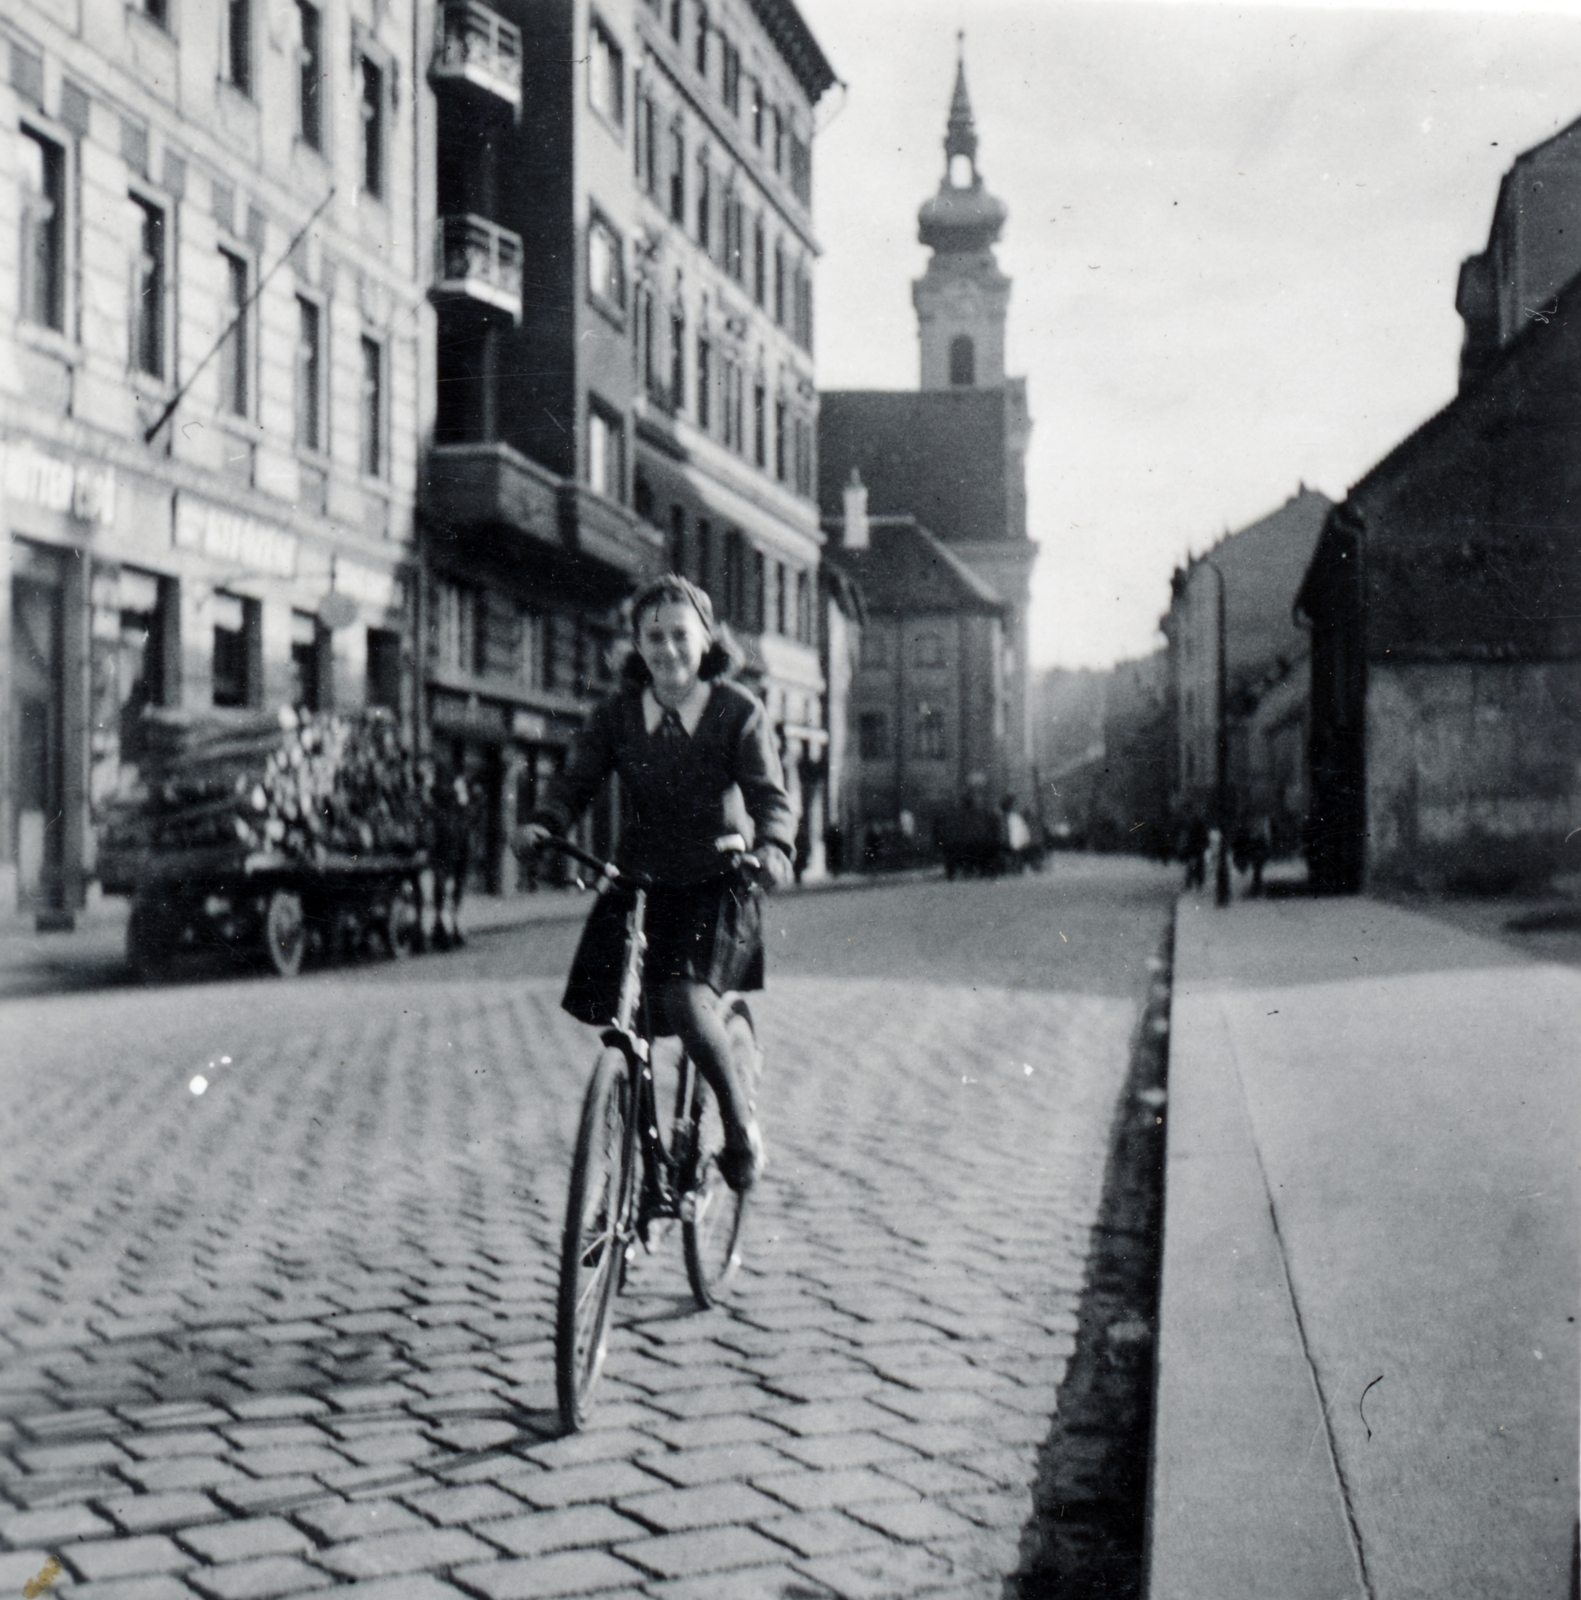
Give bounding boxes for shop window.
[589,15,623,127]
[129,194,167,380]
[366,627,401,709]
[20,128,66,333]
[218,250,250,416]
[290,609,323,710]
[915,700,948,760]
[434,579,483,675]
[296,0,323,150]
[858,712,889,761]
[212,592,261,708]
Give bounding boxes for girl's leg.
[659,979,760,1167]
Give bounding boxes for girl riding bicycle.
[519,574,797,1192]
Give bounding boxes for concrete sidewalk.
[1150,893,1579,1599]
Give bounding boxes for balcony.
[431,215,523,320]
[430,0,522,113]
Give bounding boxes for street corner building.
[418,0,838,890]
[817,51,1037,857]
[1297,115,1581,895]
[1,0,423,927]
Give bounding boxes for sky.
[792,0,1581,668]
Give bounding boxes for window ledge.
[586,292,626,332]
[15,324,82,366]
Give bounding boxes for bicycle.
[532,834,762,1432]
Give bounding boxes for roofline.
[745,0,838,105]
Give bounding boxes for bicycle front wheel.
[682,998,757,1308]
[556,1047,634,1431]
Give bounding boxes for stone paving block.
[64,1535,194,1580]
[178,1518,313,1563]
[18,1442,131,1475]
[417,1421,517,1453]
[219,1427,329,1452]
[641,1385,775,1422]
[312,1527,494,1580]
[121,1458,244,1492]
[616,1480,786,1534]
[321,1386,412,1413]
[452,1551,644,1600]
[97,1491,229,1536]
[759,1400,906,1439]
[644,1563,837,1600]
[872,1420,986,1459]
[116,1407,230,1432]
[796,1543,963,1600]
[226,1400,329,1424]
[752,1509,889,1560]
[848,1497,981,1545]
[5,1473,126,1508]
[635,1414,789,1453]
[396,1484,521,1527]
[290,1500,424,1545]
[52,1575,196,1600]
[521,1430,660,1472]
[632,1441,793,1490]
[0,1502,117,1545]
[775,1431,918,1472]
[16,1411,119,1441]
[751,1469,921,1513]
[185,1557,336,1600]
[944,1490,1030,1531]
[759,1370,884,1404]
[505,1459,667,1511]
[0,1551,57,1588]
[209,1478,326,1518]
[120,1434,229,1462]
[474,1503,648,1558]
[231,1448,348,1480]
[613,1524,788,1581]
[331,1579,471,1600]
[878,1457,998,1498]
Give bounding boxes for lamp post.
[1203,558,1231,907]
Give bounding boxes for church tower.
[913,44,1013,391]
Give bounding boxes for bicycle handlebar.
[529,833,761,889]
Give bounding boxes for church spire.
[945,33,977,167]
[917,37,1006,257]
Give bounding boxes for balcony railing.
[432,214,523,320]
[431,0,522,111]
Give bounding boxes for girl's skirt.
[561,872,764,1026]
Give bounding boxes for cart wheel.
[385,881,420,960]
[262,889,307,977]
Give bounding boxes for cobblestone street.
[0,859,1175,1600]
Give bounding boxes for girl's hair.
[621,573,739,684]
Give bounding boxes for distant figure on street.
[432,768,472,950]
[1233,814,1274,896]
[1180,814,1209,890]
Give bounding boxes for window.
[296,0,323,149]
[789,131,811,207]
[915,701,947,760]
[752,381,765,468]
[724,189,743,282]
[793,414,813,497]
[516,606,545,688]
[434,580,483,675]
[695,336,711,429]
[750,79,763,146]
[669,307,685,410]
[774,398,787,482]
[796,569,812,643]
[587,212,624,314]
[435,319,494,444]
[366,627,401,709]
[129,195,166,380]
[772,106,784,173]
[860,621,890,668]
[360,57,385,198]
[225,0,253,94]
[722,358,742,452]
[773,239,786,326]
[359,336,384,477]
[914,630,946,669]
[635,87,657,195]
[588,401,624,500]
[19,129,65,332]
[290,610,322,710]
[793,260,813,351]
[774,561,787,633]
[668,126,685,222]
[218,251,249,416]
[667,506,686,575]
[295,296,322,452]
[669,0,681,43]
[135,0,169,26]
[949,334,975,387]
[694,2,708,74]
[211,592,260,707]
[858,712,889,761]
[721,37,740,114]
[752,215,765,306]
[589,16,623,126]
[723,530,743,624]
[695,155,710,250]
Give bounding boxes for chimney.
[843,468,869,549]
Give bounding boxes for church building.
[819,48,1037,845]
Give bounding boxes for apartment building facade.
[1,0,425,924]
[419,0,835,889]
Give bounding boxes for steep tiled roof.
[825,516,1005,615]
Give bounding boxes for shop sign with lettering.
[174,496,298,578]
[1,441,117,526]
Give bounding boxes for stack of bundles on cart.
[102,707,424,863]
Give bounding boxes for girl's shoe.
[718,1118,765,1193]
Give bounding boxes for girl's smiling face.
[636,599,709,701]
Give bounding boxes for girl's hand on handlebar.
[516,822,552,853]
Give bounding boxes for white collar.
[642,680,711,736]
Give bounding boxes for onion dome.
[917,44,1008,254]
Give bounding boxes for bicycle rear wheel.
[556,1047,634,1431]
[682,998,757,1308]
